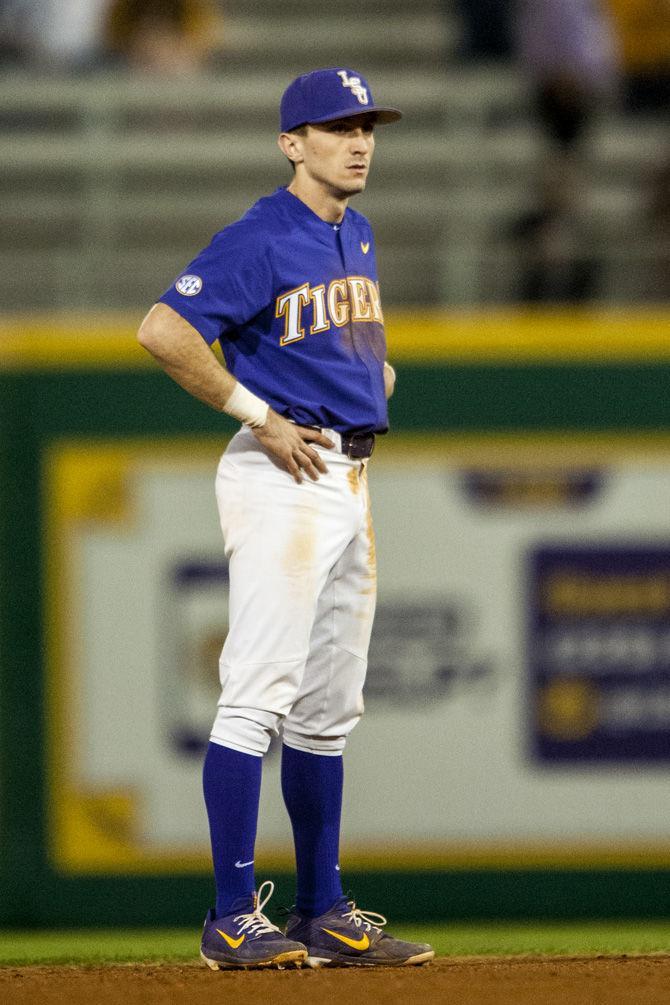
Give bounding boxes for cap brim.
[369,107,403,124]
[288,105,402,130]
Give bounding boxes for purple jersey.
[159,186,388,434]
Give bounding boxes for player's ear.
[278,131,304,167]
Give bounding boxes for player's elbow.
[137,303,199,363]
[383,361,396,399]
[137,306,163,356]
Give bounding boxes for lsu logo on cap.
[337,70,368,106]
[176,274,203,296]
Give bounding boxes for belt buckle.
[346,433,374,460]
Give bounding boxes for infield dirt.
[1,955,669,1005]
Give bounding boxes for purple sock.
[281,743,344,917]
[202,741,262,918]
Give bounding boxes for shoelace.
[342,901,387,933]
[233,880,282,937]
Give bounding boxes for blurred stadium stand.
[1,0,668,309]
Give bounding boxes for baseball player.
[138,67,434,970]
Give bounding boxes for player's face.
[297,114,376,197]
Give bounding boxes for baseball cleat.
[285,895,435,968]
[200,880,308,970]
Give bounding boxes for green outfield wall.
[2,310,670,926]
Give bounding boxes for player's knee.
[283,684,365,754]
[211,707,281,755]
[281,727,352,755]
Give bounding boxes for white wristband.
[223,382,269,428]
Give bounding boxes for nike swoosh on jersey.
[216,929,245,949]
[361,242,370,254]
[234,859,254,868]
[321,927,370,951]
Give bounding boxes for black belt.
[340,431,375,459]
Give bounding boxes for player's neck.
[286,179,348,225]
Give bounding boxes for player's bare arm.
[138,303,333,483]
[138,303,237,410]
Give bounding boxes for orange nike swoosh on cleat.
[216,929,245,949]
[322,927,370,951]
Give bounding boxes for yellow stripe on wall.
[387,308,670,362]
[1,309,670,368]
[0,313,148,369]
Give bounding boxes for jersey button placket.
[337,224,378,404]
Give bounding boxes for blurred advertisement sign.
[44,437,670,873]
[165,561,229,755]
[531,546,670,762]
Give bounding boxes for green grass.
[1,923,669,967]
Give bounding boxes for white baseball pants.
[210,426,377,756]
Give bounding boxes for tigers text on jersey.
[159,186,388,435]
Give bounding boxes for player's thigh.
[308,470,377,666]
[216,444,358,665]
[285,514,377,737]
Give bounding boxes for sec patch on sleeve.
[175,275,203,296]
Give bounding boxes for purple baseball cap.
[280,67,402,132]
